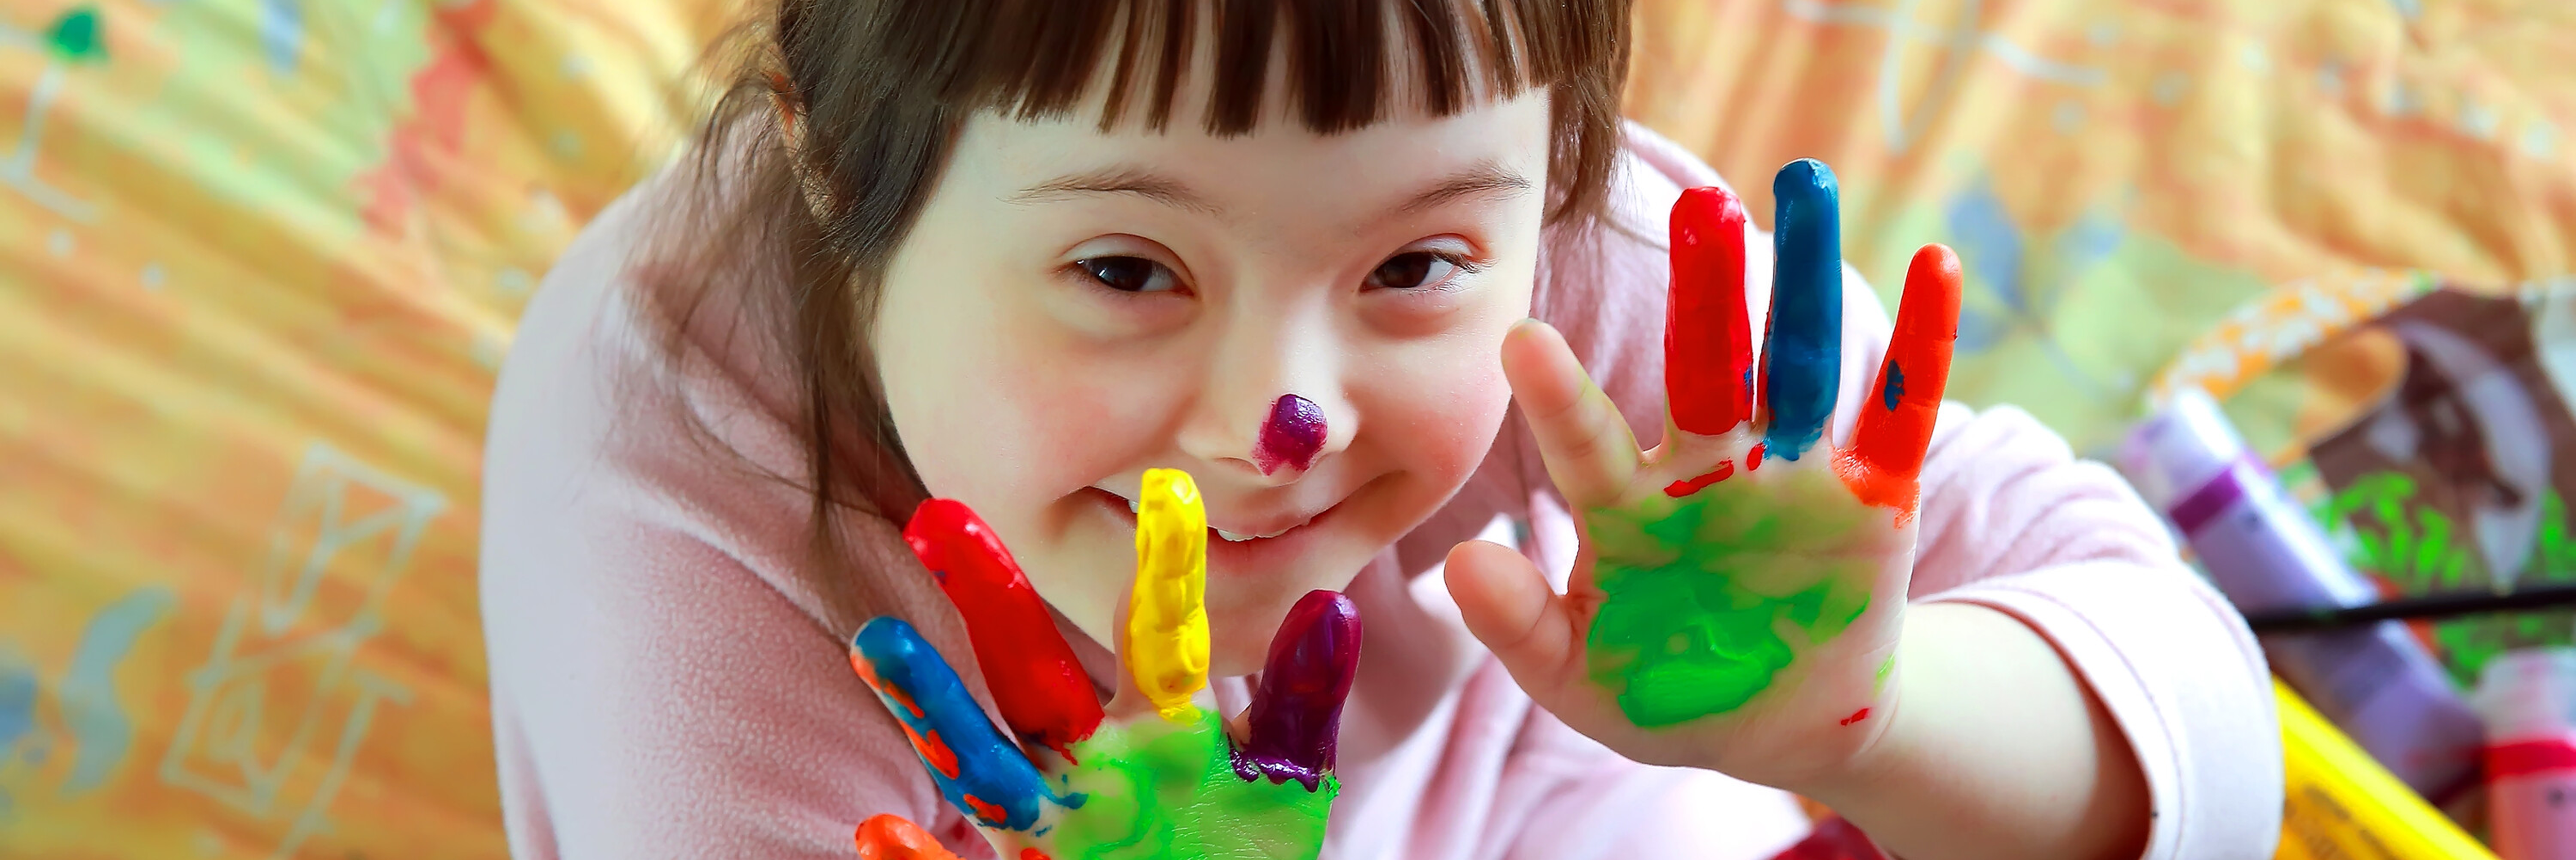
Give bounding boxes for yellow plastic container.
[2276,679,2495,859]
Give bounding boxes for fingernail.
[1236,590,1361,790]
[849,617,1054,831]
[1253,394,1328,476]
[904,499,1104,758]
[1128,469,1210,722]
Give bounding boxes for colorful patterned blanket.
[3,0,2568,856]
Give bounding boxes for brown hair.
[649,0,1633,626]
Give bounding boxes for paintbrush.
[2241,582,2576,633]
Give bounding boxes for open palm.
[1446,159,1963,789]
[847,471,1361,859]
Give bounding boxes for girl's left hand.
[847,472,1360,859]
[1445,159,1964,789]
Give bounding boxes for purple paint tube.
[2475,649,2576,860]
[2120,388,2482,801]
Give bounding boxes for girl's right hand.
[847,469,1363,860]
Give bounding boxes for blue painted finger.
[849,617,1070,831]
[1760,158,1844,460]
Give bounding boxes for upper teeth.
[1120,493,1288,541]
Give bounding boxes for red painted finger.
[1664,186,1756,437]
[904,499,1104,760]
[853,814,966,860]
[1838,244,1962,521]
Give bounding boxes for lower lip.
[1089,488,1335,574]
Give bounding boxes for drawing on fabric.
[159,442,443,860]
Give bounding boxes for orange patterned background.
[3,0,2569,856]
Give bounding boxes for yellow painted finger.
[1129,468,1211,722]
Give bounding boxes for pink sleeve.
[1509,123,2281,857]
[1907,402,2284,857]
[480,180,990,859]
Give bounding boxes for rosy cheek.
[1364,357,1513,481]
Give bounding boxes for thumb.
[1444,540,1582,690]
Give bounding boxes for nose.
[1175,333,1353,484]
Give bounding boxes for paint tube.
[2121,388,2482,800]
[2277,679,2498,860]
[2474,649,2576,860]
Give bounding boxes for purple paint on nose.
[1233,590,1361,790]
[1254,394,1328,475]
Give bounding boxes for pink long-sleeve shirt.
[480,123,2283,859]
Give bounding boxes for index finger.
[1665,185,1755,438]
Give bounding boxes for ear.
[768,70,802,145]
[765,69,836,224]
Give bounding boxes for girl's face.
[873,85,1551,676]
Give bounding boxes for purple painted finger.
[1235,590,1362,791]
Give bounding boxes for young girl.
[478,1,2281,857]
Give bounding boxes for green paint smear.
[47,6,106,64]
[1054,710,1334,859]
[1585,486,1873,727]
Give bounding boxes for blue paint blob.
[1762,158,1844,460]
[0,653,36,756]
[1881,362,1906,412]
[261,0,302,75]
[851,617,1071,831]
[57,586,174,793]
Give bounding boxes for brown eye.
[1367,251,1466,290]
[1077,256,1178,293]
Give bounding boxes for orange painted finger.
[1664,186,1755,437]
[853,814,965,860]
[1840,244,1961,517]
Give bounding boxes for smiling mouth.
[1104,489,1315,542]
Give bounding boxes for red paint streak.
[1663,460,1735,497]
[849,651,961,778]
[849,652,927,720]
[354,0,496,237]
[1839,245,1961,525]
[1665,187,1756,436]
[1746,442,1765,471]
[898,720,961,779]
[905,499,1104,760]
[1840,707,1871,726]
[1020,850,1054,860]
[962,795,1007,824]
[854,814,965,860]
[2489,738,2576,778]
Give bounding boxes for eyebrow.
[1005,160,1534,220]
[1010,168,1222,216]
